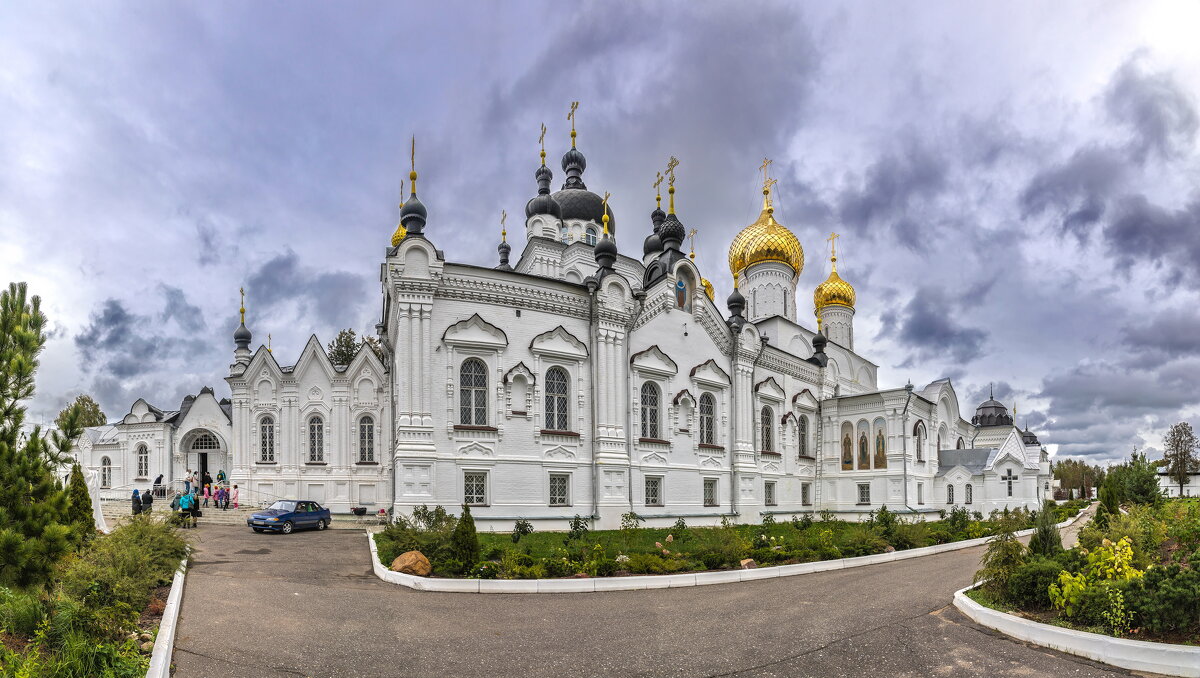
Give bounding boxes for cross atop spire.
[567,101,579,148]
[989,382,994,399]
[601,192,611,235]
[500,210,507,242]
[409,135,418,194]
[688,228,698,259]
[239,287,245,323]
[539,122,547,163]
[654,171,663,209]
[827,232,840,270]
[666,156,680,214]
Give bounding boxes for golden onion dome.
[814,255,855,311]
[391,222,407,247]
[702,278,714,301]
[727,197,804,279]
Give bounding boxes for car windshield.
[267,501,297,512]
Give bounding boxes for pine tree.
[1163,422,1199,497]
[1028,500,1062,557]
[450,505,480,572]
[327,328,359,366]
[0,283,73,588]
[65,462,94,543]
[55,394,106,431]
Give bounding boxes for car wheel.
[316,518,328,531]
[281,521,294,534]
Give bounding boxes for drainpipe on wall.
[901,380,916,514]
[587,283,600,523]
[624,291,646,516]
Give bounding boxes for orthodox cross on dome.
[500,210,507,242]
[538,123,547,165]
[665,156,680,214]
[601,192,611,235]
[759,157,776,207]
[827,232,840,270]
[653,171,663,209]
[239,287,245,323]
[688,228,698,259]
[409,135,418,194]
[567,101,579,147]
[267,333,272,354]
[398,178,405,207]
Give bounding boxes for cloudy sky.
[3,2,1198,464]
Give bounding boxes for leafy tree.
[0,282,74,588]
[1053,458,1105,499]
[1163,421,1199,497]
[55,394,106,431]
[65,462,94,543]
[327,328,359,366]
[362,335,385,362]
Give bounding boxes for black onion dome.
[651,205,666,228]
[658,212,684,249]
[561,147,587,174]
[399,193,427,234]
[1022,427,1040,445]
[643,231,662,257]
[233,322,252,349]
[594,235,617,269]
[550,189,616,231]
[812,330,827,353]
[525,193,561,218]
[727,286,746,317]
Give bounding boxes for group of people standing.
[180,469,239,510]
[130,476,162,515]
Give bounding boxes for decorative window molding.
[630,345,678,378]
[529,326,588,361]
[442,313,508,350]
[459,358,488,426]
[640,381,662,440]
[544,367,570,432]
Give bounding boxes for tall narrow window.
[798,415,809,457]
[858,434,869,469]
[136,445,149,479]
[857,482,871,505]
[914,421,926,461]
[917,482,925,505]
[874,430,887,468]
[1002,469,1017,497]
[549,473,570,506]
[259,416,275,462]
[640,382,660,439]
[358,415,375,463]
[764,481,777,506]
[947,484,955,504]
[459,358,488,426]
[544,367,570,431]
[308,415,324,462]
[956,437,964,449]
[801,482,812,506]
[703,478,718,506]
[965,483,973,505]
[645,476,663,506]
[100,457,112,488]
[699,393,715,445]
[585,226,598,246]
[760,406,774,452]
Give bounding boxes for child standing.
[231,484,239,509]
[202,484,211,508]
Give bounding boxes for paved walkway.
[173,507,1138,678]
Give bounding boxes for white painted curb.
[367,507,1091,594]
[146,553,189,678]
[953,584,1200,677]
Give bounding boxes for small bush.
[672,517,688,533]
[839,524,888,557]
[511,519,534,544]
[58,516,187,617]
[1122,564,1200,636]
[0,586,46,637]
[888,522,931,550]
[567,515,590,542]
[1007,557,1063,609]
[448,506,480,574]
[1028,502,1062,558]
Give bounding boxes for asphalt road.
[172,509,1139,678]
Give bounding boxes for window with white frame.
[544,367,570,431]
[645,476,663,507]
[259,416,275,462]
[801,482,812,506]
[464,471,488,506]
[965,483,973,504]
[917,482,925,505]
[764,480,777,506]
[100,457,112,488]
[136,445,149,479]
[191,432,219,450]
[703,477,718,506]
[1002,468,1017,497]
[913,421,926,461]
[549,472,570,506]
[798,414,809,456]
[699,392,715,445]
[308,415,324,462]
[857,482,871,505]
[947,484,955,504]
[640,381,661,439]
[585,226,598,246]
[760,406,774,452]
[358,415,375,463]
[459,358,488,426]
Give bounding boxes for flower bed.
[374,501,1090,580]
[970,497,1200,645]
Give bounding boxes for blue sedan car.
[247,500,331,534]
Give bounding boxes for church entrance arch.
[183,429,227,485]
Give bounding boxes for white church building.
[74,121,1051,528]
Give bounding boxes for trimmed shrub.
[1122,564,1200,636]
[1007,557,1062,609]
[448,505,480,573]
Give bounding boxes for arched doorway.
[184,430,226,485]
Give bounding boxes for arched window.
[798,415,809,457]
[136,444,149,479]
[937,433,942,453]
[947,484,955,504]
[913,421,926,461]
[560,224,569,244]
[100,456,112,488]
[965,483,973,505]
[259,416,275,462]
[699,393,715,445]
[841,434,853,470]
[858,434,870,469]
[358,415,375,463]
[545,367,570,431]
[640,382,661,439]
[585,226,598,246]
[459,358,488,426]
[956,437,965,449]
[874,430,887,468]
[191,432,219,451]
[308,415,324,462]
[760,406,774,452]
